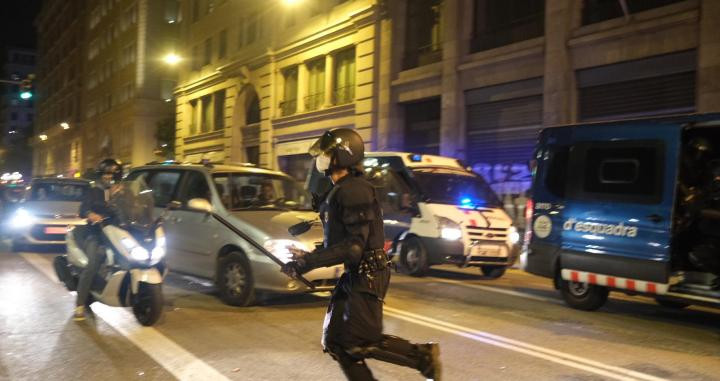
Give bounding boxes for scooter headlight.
[9,208,35,228]
[130,246,150,261]
[151,234,166,260]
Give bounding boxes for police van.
[524,113,720,311]
[310,152,521,278]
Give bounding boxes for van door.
[561,124,681,283]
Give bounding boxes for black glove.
[281,261,301,279]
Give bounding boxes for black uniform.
[295,173,436,380]
[74,184,113,306]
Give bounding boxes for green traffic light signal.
[20,91,32,100]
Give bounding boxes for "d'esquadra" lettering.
[563,218,638,238]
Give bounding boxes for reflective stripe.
[561,269,669,295]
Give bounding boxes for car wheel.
[655,298,690,309]
[217,252,255,307]
[559,276,609,311]
[399,237,429,277]
[480,265,506,279]
[132,283,164,326]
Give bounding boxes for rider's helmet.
[309,128,364,174]
[96,158,123,185]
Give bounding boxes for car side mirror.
[188,198,213,214]
[167,200,182,210]
[289,220,313,236]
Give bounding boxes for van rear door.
[561,123,681,284]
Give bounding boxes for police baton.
[208,212,316,290]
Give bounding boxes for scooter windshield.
[108,179,155,229]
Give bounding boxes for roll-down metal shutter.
[465,78,543,167]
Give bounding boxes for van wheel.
[399,237,429,277]
[480,265,506,279]
[559,277,608,311]
[217,252,255,307]
[655,298,690,309]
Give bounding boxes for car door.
[127,169,184,271]
[560,123,680,283]
[170,170,224,278]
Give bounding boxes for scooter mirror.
[188,198,213,214]
[288,220,313,236]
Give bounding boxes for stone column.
[323,54,334,107]
[439,0,464,159]
[297,62,308,113]
[698,0,720,112]
[543,0,576,125]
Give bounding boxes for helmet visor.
[308,131,338,157]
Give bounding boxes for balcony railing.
[471,13,544,53]
[402,43,442,70]
[304,92,324,111]
[333,85,354,105]
[280,99,297,116]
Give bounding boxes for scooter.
[53,179,168,326]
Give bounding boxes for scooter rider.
[73,158,123,321]
[282,128,442,380]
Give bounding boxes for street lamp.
[39,134,48,141]
[60,122,70,130]
[283,0,303,5]
[163,53,182,66]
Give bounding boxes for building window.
[192,0,200,22]
[281,66,298,116]
[190,100,198,135]
[246,146,259,165]
[246,93,261,125]
[237,17,245,48]
[218,29,227,59]
[247,13,258,45]
[214,90,226,130]
[333,48,355,105]
[305,58,325,111]
[192,45,200,70]
[471,0,545,53]
[203,38,212,66]
[582,0,684,25]
[206,0,214,14]
[201,94,212,133]
[161,80,175,101]
[404,99,440,154]
[403,0,443,70]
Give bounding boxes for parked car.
[524,113,720,311]
[6,178,90,251]
[126,162,342,306]
[308,152,521,278]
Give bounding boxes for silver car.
[6,178,90,251]
[126,163,341,306]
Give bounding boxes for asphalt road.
[1,241,719,381]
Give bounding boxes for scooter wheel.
[133,283,163,326]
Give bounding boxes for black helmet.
[309,128,364,171]
[97,158,123,183]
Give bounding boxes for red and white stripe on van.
[561,269,669,295]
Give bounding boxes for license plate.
[45,227,68,234]
[471,245,505,257]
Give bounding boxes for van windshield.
[410,168,501,208]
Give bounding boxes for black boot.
[417,343,442,381]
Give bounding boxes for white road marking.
[423,275,561,304]
[385,306,669,381]
[21,253,231,381]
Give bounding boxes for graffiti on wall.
[473,162,532,230]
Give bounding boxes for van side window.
[366,167,414,214]
[545,146,570,197]
[127,170,182,207]
[571,141,664,203]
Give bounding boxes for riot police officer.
[282,128,441,380]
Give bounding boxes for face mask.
[315,154,332,173]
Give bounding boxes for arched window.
[246,93,260,125]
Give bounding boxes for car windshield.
[410,167,501,208]
[213,173,312,211]
[29,182,88,202]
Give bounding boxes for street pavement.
[1,240,719,381]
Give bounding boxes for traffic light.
[19,74,34,100]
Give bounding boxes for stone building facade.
[175,0,720,225]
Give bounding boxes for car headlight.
[437,216,462,241]
[263,239,310,263]
[509,226,520,245]
[9,208,35,228]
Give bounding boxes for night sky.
[0,0,43,51]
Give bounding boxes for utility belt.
[358,249,390,276]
